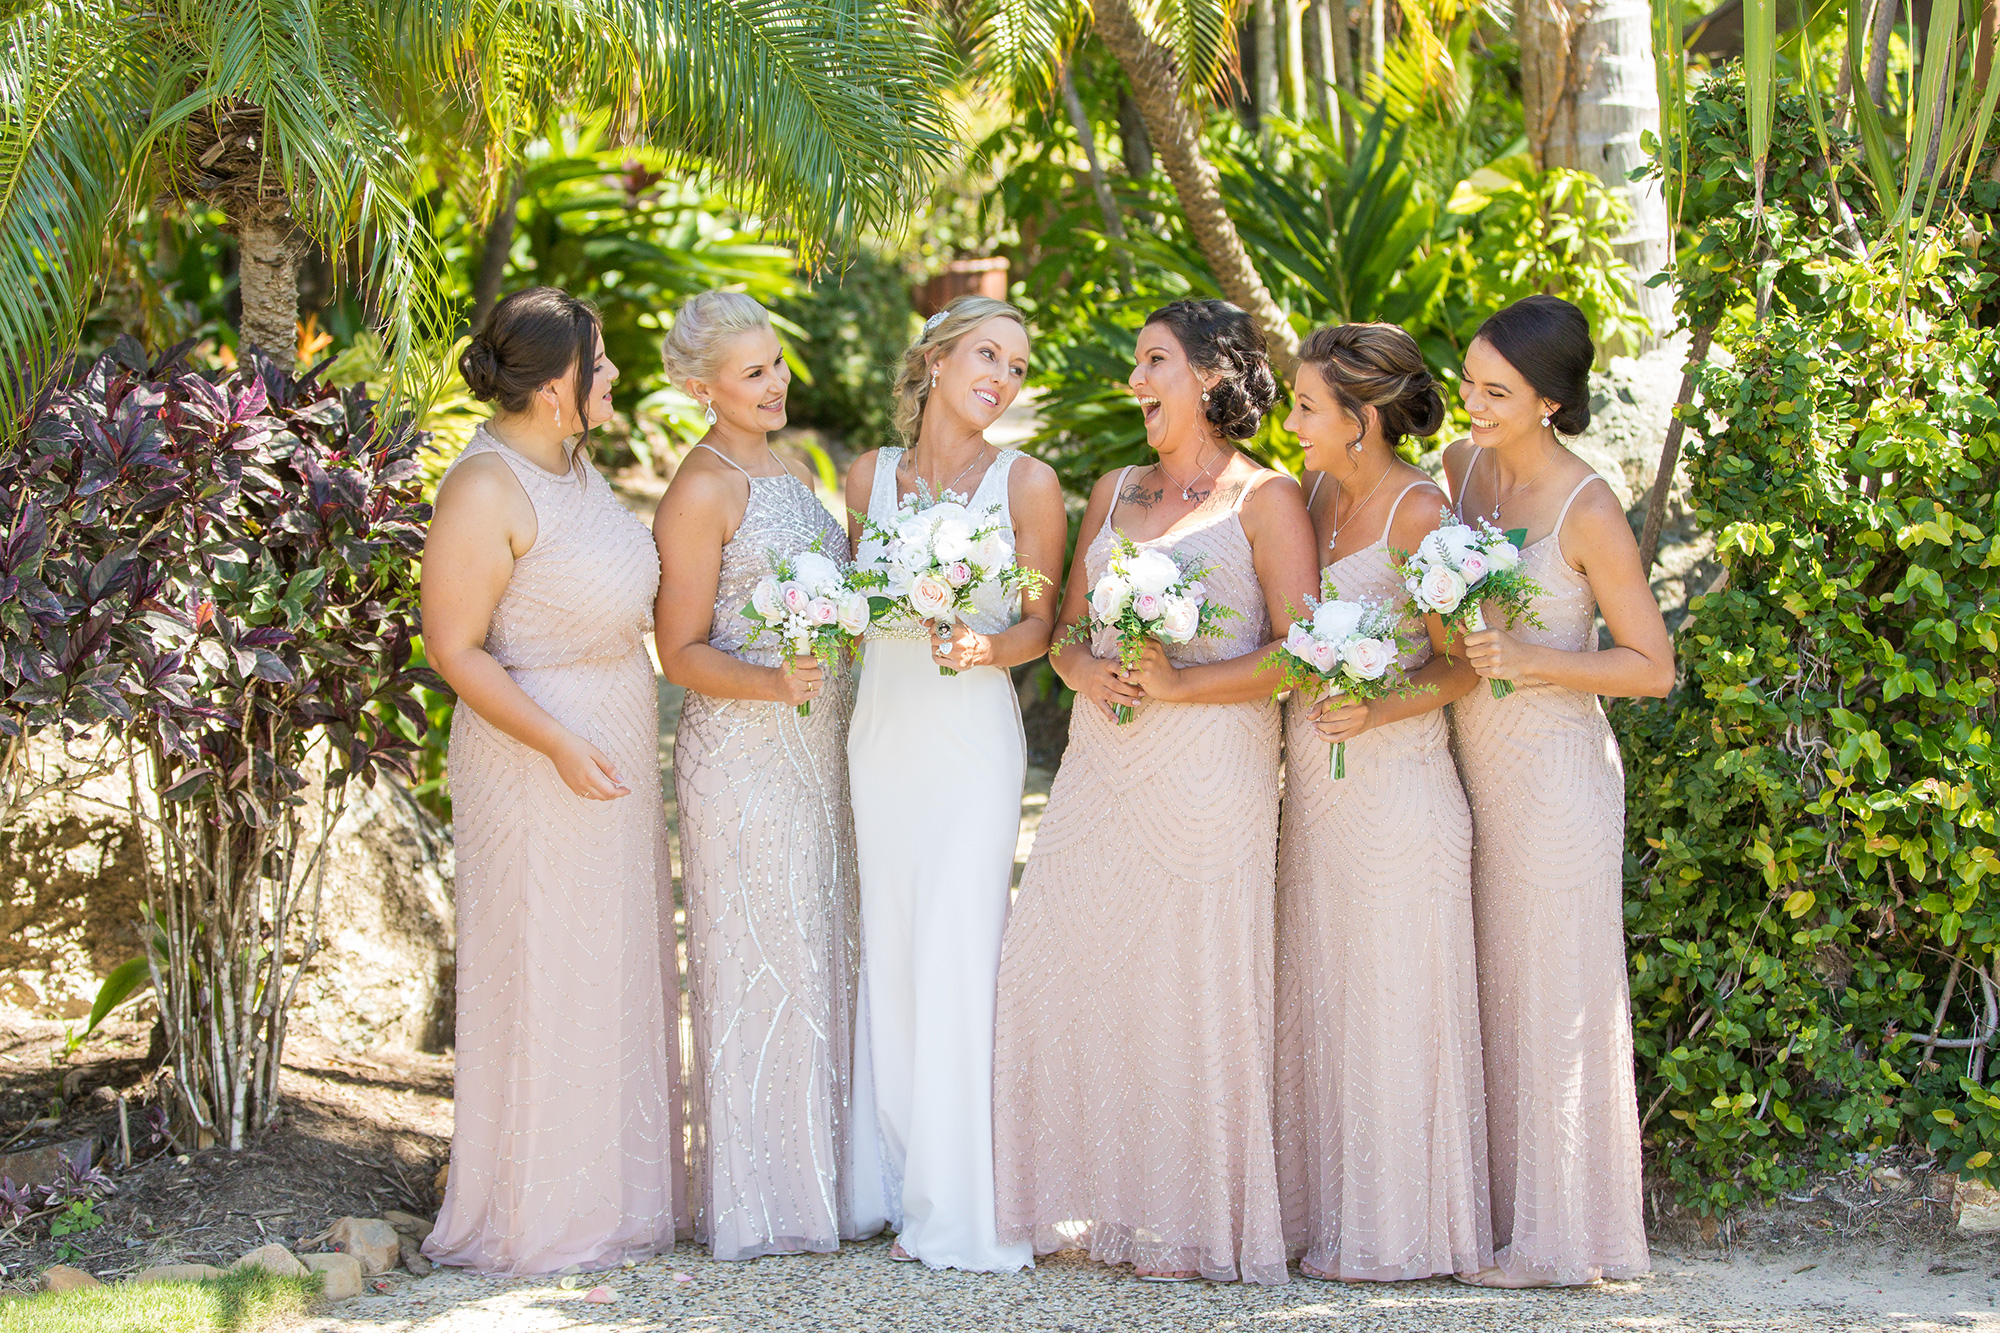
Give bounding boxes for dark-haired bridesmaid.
[1442,294,1673,1288]
[992,299,1319,1285]
[1273,323,1491,1282]
[422,287,688,1273]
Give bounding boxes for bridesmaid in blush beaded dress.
[1443,296,1675,1288]
[992,300,1319,1285]
[421,288,688,1275]
[1273,323,1491,1282]
[653,292,884,1260]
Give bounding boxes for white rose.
[1342,636,1394,680]
[1439,525,1485,571]
[932,518,974,562]
[1416,529,1454,569]
[909,573,954,620]
[793,551,842,594]
[1485,539,1522,572]
[854,538,889,570]
[1416,564,1468,613]
[1126,548,1181,597]
[892,538,929,573]
[1159,595,1200,643]
[925,500,970,526]
[884,565,915,597]
[1182,580,1207,605]
[837,592,871,635]
[750,577,783,621]
[973,530,1014,571]
[1133,591,1165,622]
[1091,573,1131,621]
[1311,599,1366,643]
[895,513,937,551]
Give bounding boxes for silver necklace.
[1486,452,1557,523]
[1329,459,1393,548]
[1158,445,1221,502]
[913,443,989,499]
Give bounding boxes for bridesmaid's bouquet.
[1070,535,1237,725]
[1392,513,1546,699]
[1263,580,1425,779]
[851,486,1049,677]
[743,543,872,717]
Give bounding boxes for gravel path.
[288,1236,2000,1333]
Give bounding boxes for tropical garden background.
[0,0,1995,1283]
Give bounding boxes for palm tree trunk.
[1062,64,1130,243]
[1522,0,1675,349]
[1285,0,1308,117]
[471,172,524,330]
[1637,323,1715,572]
[1359,0,1385,88]
[235,215,298,362]
[1308,0,1341,137]
[1092,0,1302,371]
[1867,0,1900,109]
[1255,0,1281,124]
[1118,89,1154,179]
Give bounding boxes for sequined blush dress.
[1447,462,1650,1284]
[1273,478,1491,1281]
[674,445,884,1260]
[992,469,1287,1285]
[425,427,689,1276]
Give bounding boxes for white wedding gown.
[848,446,1035,1273]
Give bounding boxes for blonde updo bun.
[660,290,773,388]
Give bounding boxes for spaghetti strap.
[1378,479,1440,546]
[1104,465,1135,534]
[694,441,790,481]
[1307,472,1324,506]
[1551,474,1608,538]
[1452,448,1483,520]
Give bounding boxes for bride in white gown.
[843,297,1066,1272]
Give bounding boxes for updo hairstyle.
[1143,299,1278,439]
[660,290,773,389]
[1296,322,1446,448]
[1473,295,1594,435]
[459,287,600,439]
[892,295,1029,445]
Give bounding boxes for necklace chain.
[913,443,989,499]
[1487,451,1557,523]
[1328,459,1394,549]
[1158,445,1221,502]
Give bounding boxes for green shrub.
[773,248,915,456]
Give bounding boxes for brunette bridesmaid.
[1274,323,1492,1282]
[422,287,688,1273]
[992,299,1319,1285]
[1442,295,1673,1287]
[653,291,884,1259]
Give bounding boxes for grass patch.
[0,1269,322,1333]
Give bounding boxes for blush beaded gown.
[673,445,884,1260]
[1273,478,1492,1281]
[425,428,689,1276]
[993,469,1287,1285]
[1448,462,1651,1285]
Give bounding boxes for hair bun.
[459,339,501,401]
[1552,400,1591,435]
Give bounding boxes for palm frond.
[0,0,155,434]
[970,0,1090,100]
[1136,0,1242,99]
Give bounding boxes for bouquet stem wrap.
[1467,605,1514,699]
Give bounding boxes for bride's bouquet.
[743,543,871,716]
[1393,514,1546,699]
[1263,582,1425,778]
[1070,536,1237,725]
[851,486,1049,677]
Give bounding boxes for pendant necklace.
[1159,444,1220,502]
[1487,452,1557,524]
[1328,459,1393,550]
[915,443,988,499]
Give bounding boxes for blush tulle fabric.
[673,449,885,1260]
[1274,480,1493,1281]
[993,472,1287,1285]
[425,429,689,1276]
[1448,468,1651,1285]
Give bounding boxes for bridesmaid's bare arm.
[653,457,821,707]
[421,455,628,800]
[936,457,1066,671]
[1461,481,1675,698]
[1130,469,1319,706]
[1310,482,1479,742]
[842,450,881,551]
[1050,471,1144,720]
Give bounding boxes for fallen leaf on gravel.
[558,1275,582,1290]
[672,1272,694,1283]
[584,1286,617,1303]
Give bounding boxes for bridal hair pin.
[922,309,950,337]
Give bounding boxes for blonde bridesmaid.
[992,299,1319,1285]
[653,292,884,1259]
[1274,323,1492,1282]
[422,287,688,1274]
[1443,295,1674,1287]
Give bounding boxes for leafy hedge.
[1618,73,2000,1210]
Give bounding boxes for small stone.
[399,1236,432,1278]
[234,1244,307,1278]
[583,1285,617,1303]
[301,1252,363,1301]
[128,1263,226,1284]
[0,1138,98,1192]
[1956,1178,2000,1233]
[329,1217,400,1275]
[42,1265,101,1293]
[381,1210,433,1240]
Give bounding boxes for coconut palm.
[0,0,954,430]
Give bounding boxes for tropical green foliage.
[775,248,917,456]
[1618,72,2000,1211]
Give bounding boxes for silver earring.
[1540,413,1552,428]
[554,403,562,429]
[929,367,939,388]
[704,401,718,426]
[1347,435,1364,454]
[1201,389,1210,402]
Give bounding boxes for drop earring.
[1540,412,1552,428]
[929,366,939,388]
[554,403,562,430]
[704,401,718,426]
[1201,389,1211,402]
[1347,435,1364,454]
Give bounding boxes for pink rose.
[1456,550,1490,583]
[808,597,838,626]
[945,560,973,588]
[1305,638,1341,673]
[909,573,954,620]
[781,582,810,615]
[1133,592,1165,622]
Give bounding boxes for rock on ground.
[40,1264,100,1292]
[302,1251,365,1301]
[235,1243,308,1278]
[327,1217,402,1276]
[127,1263,226,1283]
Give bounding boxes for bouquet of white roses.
[743,543,872,716]
[851,485,1050,677]
[1070,534,1238,725]
[1392,513,1546,699]
[1262,582,1424,779]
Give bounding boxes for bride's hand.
[1072,650,1145,720]
[927,620,994,671]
